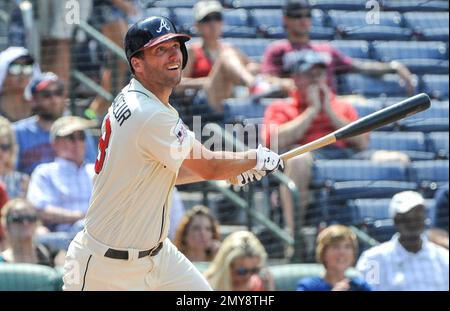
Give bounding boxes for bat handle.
[281,133,336,161]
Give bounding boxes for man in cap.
[62,16,282,291]
[27,116,96,233]
[261,0,414,95]
[13,72,97,175]
[357,191,449,291]
[0,47,39,122]
[263,50,368,236]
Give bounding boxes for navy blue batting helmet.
[124,16,191,71]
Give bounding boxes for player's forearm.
[38,206,84,225]
[277,107,319,149]
[205,150,257,180]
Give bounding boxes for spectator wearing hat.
[177,0,277,113]
[263,50,368,235]
[0,47,40,122]
[13,72,97,175]
[357,191,449,291]
[26,116,96,232]
[261,0,414,95]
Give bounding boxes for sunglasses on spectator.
[0,143,12,151]
[8,64,34,76]
[286,11,312,19]
[199,13,223,23]
[7,214,38,224]
[64,131,86,142]
[234,267,261,276]
[38,88,64,98]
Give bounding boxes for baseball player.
[62,16,283,291]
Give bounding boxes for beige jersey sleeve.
[137,111,195,173]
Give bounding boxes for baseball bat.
[230,93,431,184]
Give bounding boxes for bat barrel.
[334,93,431,140]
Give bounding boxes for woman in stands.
[297,224,371,291]
[173,205,221,262]
[177,0,277,113]
[0,199,59,266]
[204,230,274,291]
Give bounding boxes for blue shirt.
[297,276,371,291]
[27,157,95,232]
[13,116,98,175]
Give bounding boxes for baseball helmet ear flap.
[124,16,191,72]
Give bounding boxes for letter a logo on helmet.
[124,16,191,72]
[156,19,171,33]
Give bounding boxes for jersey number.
[95,115,112,174]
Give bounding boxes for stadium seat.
[338,73,418,98]
[428,132,449,159]
[0,264,61,291]
[152,0,198,8]
[372,41,449,74]
[172,8,196,35]
[369,132,435,160]
[397,100,449,132]
[222,9,257,38]
[403,12,449,41]
[313,160,410,185]
[411,160,449,184]
[330,40,371,60]
[309,0,368,11]
[422,74,449,100]
[382,0,449,12]
[0,10,8,51]
[269,263,362,291]
[222,38,273,62]
[144,7,171,19]
[328,10,413,40]
[224,0,283,9]
[223,98,266,123]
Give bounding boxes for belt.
[104,242,163,260]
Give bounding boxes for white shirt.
[356,233,449,291]
[85,79,195,250]
[27,157,95,232]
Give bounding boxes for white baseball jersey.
[85,78,195,250]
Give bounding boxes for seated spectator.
[0,47,39,122]
[433,183,449,232]
[427,228,449,250]
[297,225,370,291]
[204,231,274,291]
[357,191,449,291]
[0,116,29,199]
[0,182,9,251]
[27,116,96,232]
[173,205,221,262]
[13,72,97,175]
[0,198,59,267]
[263,50,368,234]
[261,0,414,96]
[176,0,277,113]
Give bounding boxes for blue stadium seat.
[382,0,449,12]
[225,0,283,9]
[411,160,449,184]
[313,160,410,185]
[222,38,273,62]
[338,73,418,98]
[428,132,449,159]
[397,100,449,132]
[422,74,449,100]
[144,7,171,19]
[310,0,368,10]
[372,41,449,74]
[172,8,195,34]
[403,12,449,41]
[223,98,266,123]
[153,0,198,8]
[328,10,412,40]
[222,9,257,38]
[330,40,371,60]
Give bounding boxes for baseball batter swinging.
[62,16,282,291]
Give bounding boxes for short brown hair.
[315,225,358,265]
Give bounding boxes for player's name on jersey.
[112,92,131,126]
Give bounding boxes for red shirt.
[0,182,9,240]
[263,91,358,149]
[189,43,214,78]
[261,40,353,92]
